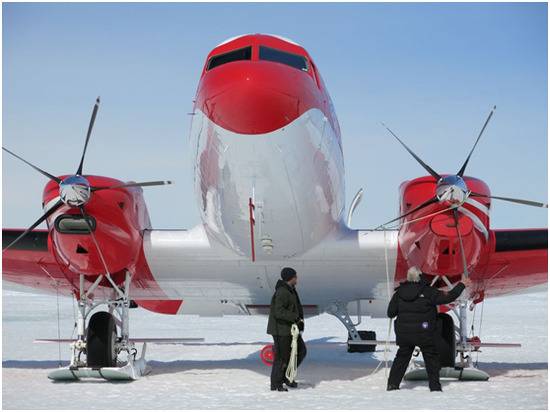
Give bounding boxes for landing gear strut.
[48,272,149,381]
[328,301,377,353]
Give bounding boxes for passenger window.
[207,47,252,71]
[259,46,308,72]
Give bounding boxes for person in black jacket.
[386,266,469,392]
[266,267,307,391]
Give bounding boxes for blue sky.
[3,2,547,230]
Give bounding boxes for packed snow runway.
[2,288,547,409]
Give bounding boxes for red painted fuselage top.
[194,34,341,138]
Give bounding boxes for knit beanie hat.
[281,267,297,281]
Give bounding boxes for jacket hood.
[397,281,426,302]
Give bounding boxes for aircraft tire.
[87,311,117,367]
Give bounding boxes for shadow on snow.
[3,337,547,387]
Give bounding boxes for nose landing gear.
[328,301,377,353]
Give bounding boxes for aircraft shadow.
[4,339,546,387]
[2,337,380,387]
[3,360,70,369]
[146,337,382,387]
[400,361,548,390]
[476,361,548,378]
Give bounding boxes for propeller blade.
[376,196,439,229]
[79,206,111,276]
[470,192,548,208]
[457,106,496,177]
[91,180,173,192]
[381,123,441,180]
[2,200,64,252]
[76,97,100,176]
[452,209,470,277]
[2,147,61,184]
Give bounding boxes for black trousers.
[270,334,307,388]
[388,335,441,391]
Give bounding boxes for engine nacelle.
[43,176,151,278]
[398,175,491,277]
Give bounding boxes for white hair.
[407,266,422,282]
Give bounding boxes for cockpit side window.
[207,46,252,71]
[259,46,308,72]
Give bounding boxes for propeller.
[2,200,64,252]
[2,147,61,183]
[76,97,100,176]
[452,209,469,278]
[3,97,173,252]
[378,106,547,228]
[91,180,172,192]
[79,206,111,277]
[375,196,439,229]
[470,192,547,209]
[457,106,496,177]
[381,123,441,180]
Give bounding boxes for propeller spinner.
[59,175,92,207]
[436,175,469,206]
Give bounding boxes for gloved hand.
[296,318,305,332]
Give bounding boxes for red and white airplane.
[3,34,547,381]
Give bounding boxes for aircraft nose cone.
[195,61,320,135]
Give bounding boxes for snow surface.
[2,289,547,409]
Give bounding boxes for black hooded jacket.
[387,280,465,341]
[267,280,304,336]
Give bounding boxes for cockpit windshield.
[259,46,308,72]
[207,46,252,71]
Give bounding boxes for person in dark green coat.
[267,267,307,391]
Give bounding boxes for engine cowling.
[42,175,151,278]
[398,175,491,277]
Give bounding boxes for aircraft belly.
[191,108,345,260]
[142,228,398,317]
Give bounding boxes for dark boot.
[284,378,298,388]
[387,384,400,391]
[271,385,288,392]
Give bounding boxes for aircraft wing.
[2,228,191,306]
[2,229,76,295]
[477,228,547,298]
[2,227,547,310]
[410,228,547,300]
[3,224,256,316]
